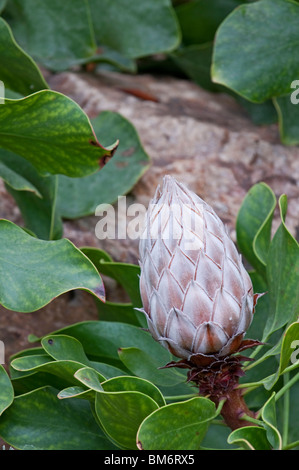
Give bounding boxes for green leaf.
[88,255,141,307]
[236,182,276,275]
[261,393,282,450]
[175,0,242,46]
[90,0,181,59]
[74,367,105,392]
[0,149,41,196]
[42,321,173,371]
[137,397,217,450]
[212,0,299,102]
[279,321,299,373]
[56,111,150,219]
[171,43,220,92]
[0,365,14,416]
[41,335,95,368]
[58,386,94,401]
[73,248,145,325]
[102,376,166,408]
[263,321,299,391]
[287,378,299,448]
[10,358,101,395]
[0,220,105,312]
[2,152,62,239]
[0,91,117,177]
[5,0,97,71]
[118,347,186,386]
[0,0,7,13]
[274,92,299,145]
[0,386,116,449]
[245,271,269,341]
[11,354,53,372]
[95,389,159,449]
[0,17,48,95]
[95,300,143,326]
[264,195,299,339]
[236,96,278,126]
[227,426,272,450]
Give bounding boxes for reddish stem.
[213,388,256,431]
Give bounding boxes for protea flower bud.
[139,175,260,366]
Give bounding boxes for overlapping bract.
[139,175,255,361]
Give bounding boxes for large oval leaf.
[0,220,105,312]
[0,365,14,416]
[212,0,299,102]
[0,386,116,450]
[236,182,276,276]
[264,195,299,340]
[95,389,158,449]
[137,397,217,450]
[0,90,116,177]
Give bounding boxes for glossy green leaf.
[102,376,166,408]
[261,393,282,450]
[263,321,299,391]
[10,355,98,390]
[95,389,159,449]
[90,0,181,59]
[80,248,143,323]
[175,0,241,46]
[0,149,41,196]
[137,397,217,450]
[41,335,94,367]
[0,365,14,416]
[0,91,116,177]
[212,0,299,102]
[228,426,272,450]
[264,195,299,340]
[44,321,172,371]
[279,321,299,373]
[2,152,62,240]
[171,43,219,92]
[11,354,53,372]
[5,0,97,71]
[74,367,105,392]
[87,254,142,307]
[246,271,269,341]
[236,182,276,275]
[0,386,116,450]
[287,378,299,448]
[0,0,7,13]
[57,386,94,401]
[56,111,150,219]
[236,97,278,126]
[95,300,143,327]
[274,92,299,145]
[0,17,48,95]
[0,220,105,312]
[118,347,186,386]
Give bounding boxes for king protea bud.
[139,175,260,365]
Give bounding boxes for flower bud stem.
[211,388,256,431]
